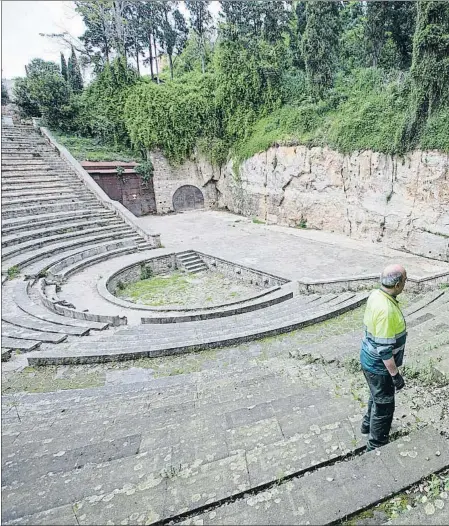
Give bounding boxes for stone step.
[27,294,368,365]
[184,427,449,526]
[0,169,75,177]
[1,187,84,200]
[2,224,132,260]
[1,181,74,191]
[2,218,124,247]
[2,230,140,272]
[141,288,294,324]
[58,294,337,345]
[11,280,109,331]
[18,235,141,277]
[1,196,92,210]
[1,322,67,344]
[1,209,113,233]
[0,389,369,523]
[2,202,109,222]
[0,337,41,352]
[51,245,138,283]
[1,312,90,337]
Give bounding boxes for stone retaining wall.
[152,146,449,262]
[196,251,289,289]
[107,254,177,294]
[150,150,219,213]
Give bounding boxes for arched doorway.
[172,185,204,211]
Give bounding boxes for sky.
[2,1,85,79]
[1,0,222,81]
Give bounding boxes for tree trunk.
[200,36,205,74]
[148,34,154,80]
[136,43,140,76]
[153,34,160,83]
[169,53,173,80]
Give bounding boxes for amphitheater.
[1,118,449,525]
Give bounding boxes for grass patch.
[51,131,140,162]
[7,266,20,280]
[116,272,190,306]
[252,217,266,224]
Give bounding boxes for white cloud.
[1,1,85,79]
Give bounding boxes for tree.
[12,77,41,116]
[82,57,137,145]
[364,1,388,68]
[13,59,72,127]
[364,1,416,70]
[60,52,68,81]
[402,0,449,146]
[1,80,10,105]
[219,1,291,43]
[68,47,84,93]
[160,3,188,80]
[301,0,340,99]
[185,0,212,73]
[287,0,307,69]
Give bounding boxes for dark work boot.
[361,423,370,435]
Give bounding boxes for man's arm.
[382,357,399,377]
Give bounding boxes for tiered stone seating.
[2,352,448,525]
[1,125,157,349]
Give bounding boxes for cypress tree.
[60,52,68,81]
[301,0,340,99]
[68,46,84,93]
[401,0,449,147]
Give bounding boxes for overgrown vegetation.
[12,1,449,169]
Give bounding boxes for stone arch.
[172,185,204,211]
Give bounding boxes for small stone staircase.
[177,250,208,274]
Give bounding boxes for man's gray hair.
[380,269,404,288]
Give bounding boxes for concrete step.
[185,427,449,526]
[11,280,109,331]
[2,311,90,337]
[0,336,41,352]
[1,187,84,199]
[18,236,141,277]
[27,293,369,365]
[51,245,138,283]
[1,322,67,344]
[2,201,104,220]
[2,210,114,234]
[141,288,293,324]
[2,218,124,247]
[2,224,132,260]
[2,230,140,272]
[1,181,73,191]
[1,196,91,210]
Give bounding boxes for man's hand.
[392,372,405,391]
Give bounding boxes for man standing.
[360,264,407,451]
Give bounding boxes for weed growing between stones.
[402,359,448,387]
[7,266,20,280]
[252,217,265,224]
[342,468,449,525]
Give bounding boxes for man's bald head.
[380,264,407,289]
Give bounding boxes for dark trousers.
[362,369,395,451]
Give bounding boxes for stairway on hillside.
[1,124,156,350]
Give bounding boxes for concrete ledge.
[37,279,127,327]
[297,271,449,294]
[38,127,161,248]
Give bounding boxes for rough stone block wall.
[107,255,177,293]
[216,147,449,262]
[150,146,449,262]
[151,150,219,213]
[197,252,289,289]
[90,173,157,217]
